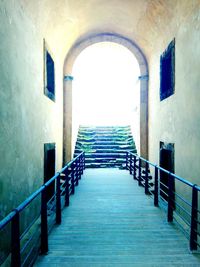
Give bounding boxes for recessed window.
[160,39,175,101]
[44,43,55,102]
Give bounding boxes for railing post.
[145,161,149,194]
[167,173,174,222]
[78,156,81,180]
[65,169,70,207]
[11,210,21,267]
[133,155,137,180]
[154,166,159,207]
[126,152,128,170]
[56,174,61,224]
[138,158,142,186]
[81,154,84,175]
[41,187,48,254]
[71,163,75,194]
[83,152,86,170]
[130,153,133,175]
[75,159,79,186]
[190,185,198,251]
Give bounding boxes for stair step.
[77,137,133,142]
[75,153,127,158]
[77,141,134,145]
[85,158,126,163]
[85,163,122,168]
[78,131,132,136]
[78,132,132,137]
[74,125,136,168]
[79,125,131,130]
[74,149,137,154]
[78,145,136,149]
[77,138,134,143]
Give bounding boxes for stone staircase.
[74,126,137,168]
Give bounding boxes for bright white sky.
[72,42,140,126]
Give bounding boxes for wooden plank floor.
[34,169,200,267]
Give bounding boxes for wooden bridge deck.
[34,169,200,266]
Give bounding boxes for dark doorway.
[160,142,175,203]
[44,143,56,202]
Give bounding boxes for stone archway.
[63,32,148,164]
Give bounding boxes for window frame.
[160,39,175,101]
[44,40,55,102]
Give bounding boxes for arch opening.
[63,33,148,163]
[71,42,141,153]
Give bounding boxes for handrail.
[0,151,85,266]
[0,152,84,231]
[131,153,196,189]
[126,151,200,251]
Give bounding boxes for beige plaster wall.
[148,4,200,186]
[1,0,200,223]
[20,0,150,61]
[0,1,63,222]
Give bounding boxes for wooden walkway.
[34,169,200,266]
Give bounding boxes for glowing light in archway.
[72,42,140,150]
[72,42,140,125]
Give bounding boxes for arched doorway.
[63,32,148,164]
[71,42,141,154]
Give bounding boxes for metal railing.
[126,151,200,251]
[0,152,85,267]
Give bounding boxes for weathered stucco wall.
[148,3,200,187]
[0,1,63,221]
[1,0,200,226]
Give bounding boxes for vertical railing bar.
[82,153,84,174]
[190,185,198,251]
[145,161,149,194]
[75,158,79,186]
[41,186,48,254]
[133,155,137,180]
[78,156,81,180]
[81,155,83,175]
[83,152,86,169]
[64,168,70,207]
[126,151,128,170]
[138,158,142,186]
[83,153,84,173]
[77,157,80,183]
[11,210,21,267]
[167,173,174,222]
[129,153,132,174]
[56,174,61,224]
[77,158,79,183]
[71,162,75,194]
[154,166,159,207]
